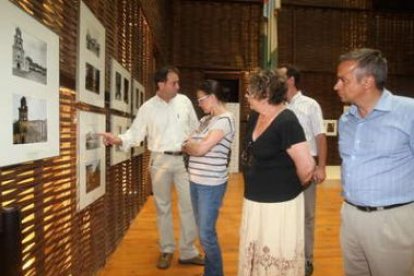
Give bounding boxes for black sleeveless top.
[242,109,306,203]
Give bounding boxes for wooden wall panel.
[278,3,414,165]
[0,0,166,275]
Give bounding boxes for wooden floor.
[99,173,344,276]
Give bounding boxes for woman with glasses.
[182,79,235,276]
[238,69,315,276]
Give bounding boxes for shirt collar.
[347,89,392,117]
[289,91,302,104]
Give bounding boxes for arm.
[313,133,327,183]
[182,129,225,157]
[99,107,147,151]
[287,141,315,185]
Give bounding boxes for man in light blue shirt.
[335,48,414,276]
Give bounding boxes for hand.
[98,132,122,146]
[313,166,326,184]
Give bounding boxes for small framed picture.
[110,115,131,165]
[324,120,337,136]
[77,110,106,210]
[76,1,106,108]
[132,78,145,116]
[110,58,131,113]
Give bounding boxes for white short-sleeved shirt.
[287,91,325,156]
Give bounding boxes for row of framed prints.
[0,1,145,211]
[77,1,145,115]
[0,0,145,168]
[77,111,141,210]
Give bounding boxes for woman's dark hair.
[248,68,287,105]
[154,65,180,85]
[198,79,229,103]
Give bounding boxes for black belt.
[345,200,413,212]
[163,151,183,156]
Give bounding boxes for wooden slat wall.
[278,1,414,165]
[0,0,167,275]
[171,0,262,164]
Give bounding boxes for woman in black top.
[238,69,315,276]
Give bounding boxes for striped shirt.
[287,91,325,156]
[339,89,414,206]
[188,112,236,185]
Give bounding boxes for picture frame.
[131,78,145,156]
[0,0,60,167]
[110,58,131,113]
[132,78,145,116]
[110,115,131,165]
[77,110,106,210]
[76,1,106,108]
[324,119,338,137]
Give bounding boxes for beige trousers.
[150,152,199,259]
[341,201,414,276]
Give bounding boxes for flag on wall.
[262,0,280,69]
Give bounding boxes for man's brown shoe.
[178,254,205,266]
[157,253,173,269]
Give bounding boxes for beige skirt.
[238,193,305,276]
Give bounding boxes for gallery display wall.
[0,0,165,275]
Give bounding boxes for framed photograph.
[0,0,60,167]
[324,120,338,137]
[110,58,131,113]
[76,1,106,108]
[132,78,145,116]
[110,115,131,165]
[77,110,106,210]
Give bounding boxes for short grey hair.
[339,48,388,90]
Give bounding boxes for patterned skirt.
[238,193,305,276]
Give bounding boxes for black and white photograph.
[77,110,106,210]
[76,1,106,108]
[85,130,100,150]
[123,78,129,104]
[13,94,47,144]
[12,27,47,85]
[132,78,145,116]
[115,72,122,100]
[85,62,100,94]
[110,58,131,113]
[0,0,60,167]
[110,115,130,165]
[324,119,338,136]
[85,28,101,58]
[85,160,101,193]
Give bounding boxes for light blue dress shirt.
[339,90,414,206]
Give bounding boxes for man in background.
[278,65,328,276]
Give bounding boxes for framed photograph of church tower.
[76,1,106,108]
[0,0,60,167]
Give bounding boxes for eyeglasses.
[197,94,210,103]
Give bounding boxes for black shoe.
[305,261,314,276]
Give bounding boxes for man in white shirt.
[278,65,327,276]
[100,66,203,269]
